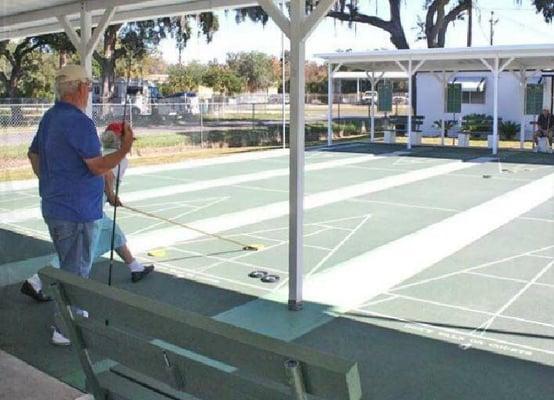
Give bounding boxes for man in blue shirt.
[24,64,134,345]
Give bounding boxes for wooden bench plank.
[78,318,292,400]
[40,267,362,400]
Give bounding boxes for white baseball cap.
[55,64,91,83]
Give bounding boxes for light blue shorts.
[45,218,102,279]
[48,212,127,268]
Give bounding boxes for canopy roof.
[317,44,554,72]
[0,0,255,41]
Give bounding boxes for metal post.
[492,57,499,155]
[284,360,307,400]
[441,71,446,146]
[281,0,286,149]
[519,71,526,150]
[80,2,92,117]
[327,63,333,146]
[200,105,204,148]
[356,77,360,103]
[370,72,375,142]
[288,0,306,311]
[407,59,413,150]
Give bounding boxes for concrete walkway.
[0,350,84,400]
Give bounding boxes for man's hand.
[121,122,134,154]
[107,193,123,207]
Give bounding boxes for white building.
[416,71,550,137]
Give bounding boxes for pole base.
[288,300,303,311]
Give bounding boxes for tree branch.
[327,10,390,31]
[438,0,470,47]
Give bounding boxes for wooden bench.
[388,115,425,135]
[39,267,362,400]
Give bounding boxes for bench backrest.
[40,267,362,400]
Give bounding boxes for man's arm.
[28,151,40,178]
[85,123,134,176]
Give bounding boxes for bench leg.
[284,360,307,400]
[49,283,108,400]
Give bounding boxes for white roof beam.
[56,15,82,51]
[302,0,336,39]
[86,7,116,55]
[257,0,290,38]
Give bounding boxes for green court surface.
[1,143,554,399]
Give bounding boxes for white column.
[407,59,413,150]
[327,63,333,146]
[519,70,527,150]
[288,0,306,311]
[356,78,360,103]
[441,71,446,146]
[80,3,93,117]
[492,57,499,155]
[280,0,286,149]
[370,72,376,142]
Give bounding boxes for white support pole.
[366,70,384,143]
[288,0,307,310]
[80,3,93,117]
[356,78,360,103]
[517,69,528,150]
[441,71,446,146]
[327,63,333,146]
[370,72,375,142]
[492,57,499,155]
[281,0,286,149]
[407,59,413,150]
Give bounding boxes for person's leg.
[98,213,153,280]
[45,218,100,344]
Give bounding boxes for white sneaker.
[51,327,70,346]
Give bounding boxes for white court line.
[232,184,289,194]
[294,171,554,311]
[129,157,489,254]
[520,216,554,223]
[349,308,554,358]
[393,245,554,292]
[366,290,554,331]
[464,270,554,290]
[0,151,399,224]
[470,259,554,337]
[348,198,460,213]
[127,197,228,236]
[0,148,289,193]
[528,254,554,260]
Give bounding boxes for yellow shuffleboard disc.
[147,249,167,257]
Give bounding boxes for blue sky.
[158,0,554,64]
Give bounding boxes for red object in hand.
[106,122,124,136]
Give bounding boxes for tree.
[419,0,471,48]
[0,38,45,97]
[203,63,245,95]
[238,1,471,49]
[226,51,276,92]
[521,0,554,21]
[37,32,76,67]
[94,14,219,101]
[163,62,207,94]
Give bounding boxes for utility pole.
[489,11,499,46]
[466,0,472,47]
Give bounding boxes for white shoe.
[51,327,70,346]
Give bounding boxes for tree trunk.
[96,25,121,102]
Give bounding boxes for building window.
[451,77,486,105]
[462,90,485,104]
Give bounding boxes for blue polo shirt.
[29,101,104,222]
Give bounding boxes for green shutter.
[525,84,543,115]
[446,83,462,113]
[377,80,393,112]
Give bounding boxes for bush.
[499,121,520,140]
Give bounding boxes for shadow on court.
[2,264,553,399]
[0,228,53,265]
[317,141,554,166]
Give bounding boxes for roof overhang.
[0,0,257,41]
[316,44,554,73]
